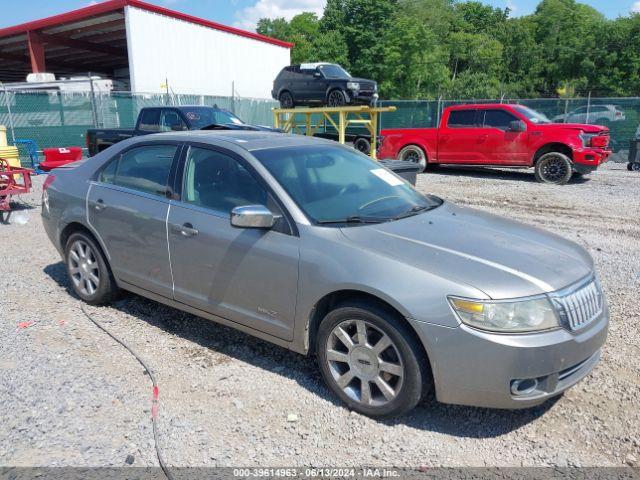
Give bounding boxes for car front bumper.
[347,90,378,105]
[573,148,611,173]
[413,304,608,409]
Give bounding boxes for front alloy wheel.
[327,90,347,107]
[534,152,573,184]
[326,319,404,407]
[317,304,427,417]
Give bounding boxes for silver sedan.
[41,131,608,417]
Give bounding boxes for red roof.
[0,0,293,49]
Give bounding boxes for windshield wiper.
[391,205,433,220]
[316,215,386,225]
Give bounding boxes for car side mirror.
[230,205,275,229]
[313,71,322,78]
[508,120,526,132]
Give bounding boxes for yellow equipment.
[0,125,20,169]
[272,105,396,159]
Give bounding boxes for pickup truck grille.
[552,278,603,331]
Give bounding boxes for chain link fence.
[0,89,278,166]
[1,89,637,165]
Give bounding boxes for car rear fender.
[380,131,434,160]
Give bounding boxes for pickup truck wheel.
[327,90,347,107]
[317,303,428,418]
[534,152,573,184]
[354,137,371,155]
[279,92,294,109]
[398,145,427,171]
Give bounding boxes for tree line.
[256,0,640,99]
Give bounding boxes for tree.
[256,0,638,98]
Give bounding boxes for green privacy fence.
[1,91,637,166]
[0,90,279,165]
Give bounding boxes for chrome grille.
[552,278,603,331]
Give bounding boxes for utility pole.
[231,81,236,114]
[88,73,98,128]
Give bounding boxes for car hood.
[539,123,609,133]
[340,202,593,299]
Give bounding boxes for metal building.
[0,0,292,98]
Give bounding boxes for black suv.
[272,63,378,108]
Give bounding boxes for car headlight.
[347,81,360,90]
[448,296,560,333]
[579,132,596,147]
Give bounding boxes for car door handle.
[93,199,106,212]
[172,222,199,237]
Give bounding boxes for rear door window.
[111,145,177,196]
[447,109,478,128]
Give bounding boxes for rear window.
[138,109,160,132]
[447,109,477,128]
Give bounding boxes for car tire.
[316,302,429,418]
[65,232,117,305]
[353,137,371,155]
[534,152,573,184]
[632,162,640,172]
[327,90,347,107]
[279,91,294,109]
[398,145,427,172]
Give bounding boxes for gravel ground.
[0,162,639,469]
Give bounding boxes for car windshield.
[254,145,442,225]
[318,64,351,79]
[512,105,551,124]
[181,107,245,128]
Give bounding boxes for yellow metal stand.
[273,105,396,159]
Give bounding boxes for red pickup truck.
[378,103,611,184]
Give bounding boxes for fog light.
[510,378,538,396]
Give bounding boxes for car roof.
[146,130,339,152]
[447,103,522,110]
[144,105,228,112]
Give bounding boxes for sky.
[0,0,635,32]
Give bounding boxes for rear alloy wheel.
[327,90,347,107]
[631,162,640,172]
[534,152,573,184]
[65,232,117,305]
[398,145,427,171]
[279,91,294,109]
[317,304,427,417]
